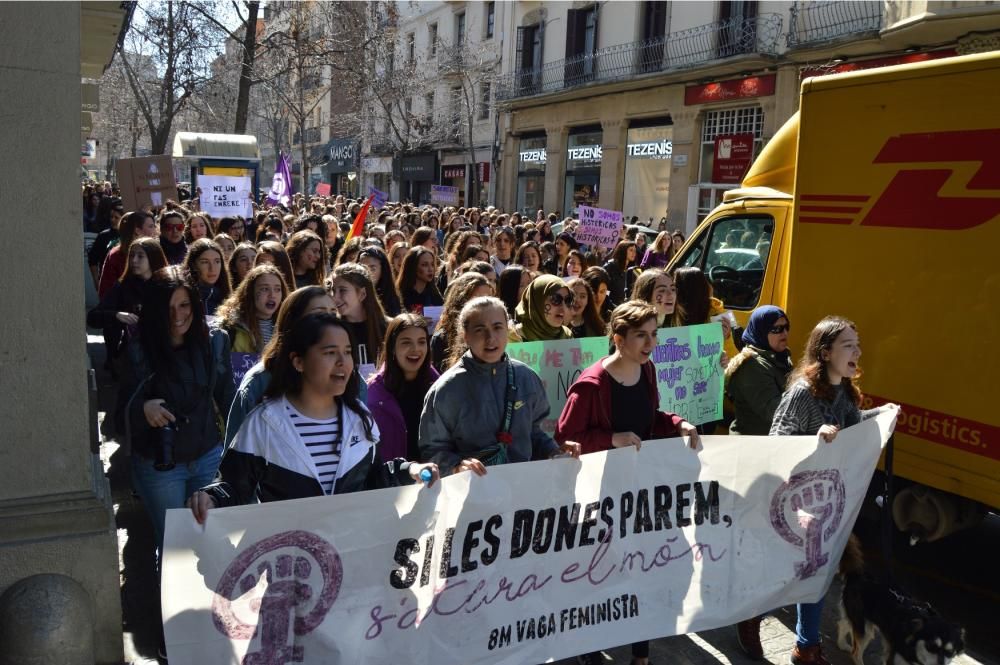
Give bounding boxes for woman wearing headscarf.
[725,305,793,436]
[511,274,574,342]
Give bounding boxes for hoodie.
[555,359,685,455]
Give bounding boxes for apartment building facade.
[493,1,1000,231]
[358,0,512,206]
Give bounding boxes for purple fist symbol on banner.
[769,470,846,580]
[212,531,343,664]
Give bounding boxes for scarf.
[515,274,572,341]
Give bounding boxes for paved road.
[89,338,996,665]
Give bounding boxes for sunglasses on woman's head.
[548,292,575,307]
[769,324,790,334]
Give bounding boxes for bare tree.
[95,56,148,173]
[117,0,216,154]
[437,41,502,206]
[185,0,260,134]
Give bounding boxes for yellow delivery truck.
[672,51,1000,541]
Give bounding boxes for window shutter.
[565,8,578,59]
[515,25,526,71]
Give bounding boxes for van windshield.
[677,215,773,310]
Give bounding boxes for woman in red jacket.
[555,299,700,665]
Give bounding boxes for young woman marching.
[255,240,296,292]
[358,246,403,316]
[286,229,328,289]
[431,272,493,371]
[396,245,444,314]
[327,262,389,368]
[88,237,167,377]
[419,296,579,474]
[565,276,605,338]
[216,264,288,354]
[228,242,258,289]
[765,316,898,665]
[511,274,574,342]
[631,268,677,328]
[556,300,700,665]
[99,210,158,299]
[366,314,440,461]
[603,240,636,305]
[497,265,534,321]
[183,238,232,317]
[118,265,235,552]
[188,313,439,521]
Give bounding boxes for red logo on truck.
[801,129,1000,229]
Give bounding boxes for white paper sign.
[162,413,895,665]
[576,206,623,251]
[201,175,253,219]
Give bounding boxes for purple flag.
[266,152,293,206]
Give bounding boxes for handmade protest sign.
[576,206,623,252]
[431,185,460,206]
[230,353,260,386]
[369,186,388,209]
[162,412,896,665]
[507,324,723,435]
[201,175,253,218]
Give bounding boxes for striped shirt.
[259,318,275,347]
[286,402,341,494]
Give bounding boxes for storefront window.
[441,165,467,207]
[517,136,546,216]
[564,130,602,217]
[623,124,673,224]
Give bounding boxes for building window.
[429,23,438,57]
[565,6,598,83]
[450,86,463,140]
[425,91,435,115]
[696,106,764,219]
[406,33,415,63]
[485,2,496,38]
[404,97,413,117]
[479,82,491,120]
[515,24,544,94]
[455,12,466,46]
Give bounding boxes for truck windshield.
[677,215,773,310]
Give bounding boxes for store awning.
[172,132,260,160]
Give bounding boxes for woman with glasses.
[511,274,575,342]
[217,216,246,244]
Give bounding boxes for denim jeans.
[796,599,825,648]
[131,444,223,551]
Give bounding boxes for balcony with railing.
[787,1,883,48]
[497,13,783,101]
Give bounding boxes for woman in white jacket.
[189,313,438,519]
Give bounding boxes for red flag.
[345,194,374,242]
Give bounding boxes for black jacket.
[201,396,415,507]
[118,327,235,462]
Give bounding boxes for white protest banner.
[368,186,388,209]
[507,324,724,435]
[163,412,895,665]
[576,206,623,252]
[431,185,460,206]
[201,175,254,219]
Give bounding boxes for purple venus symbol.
[769,470,846,580]
[213,530,343,664]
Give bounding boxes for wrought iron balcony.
[787,1,883,48]
[497,13,783,101]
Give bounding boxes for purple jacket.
[366,367,440,461]
[640,248,670,270]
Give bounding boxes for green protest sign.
[507,323,724,436]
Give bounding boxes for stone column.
[543,124,569,216]
[598,117,628,211]
[0,3,122,663]
[499,129,518,212]
[668,109,699,232]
